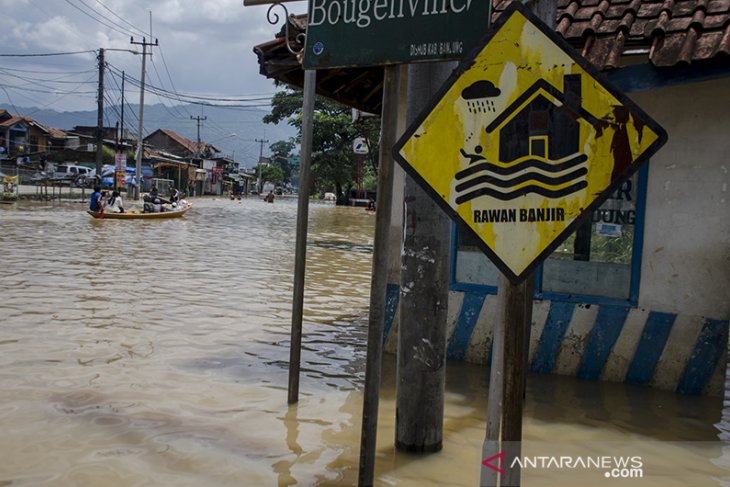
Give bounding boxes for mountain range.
[0,103,296,170]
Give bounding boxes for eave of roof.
[253,1,730,113]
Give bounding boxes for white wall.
[632,78,730,319]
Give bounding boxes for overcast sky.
[0,0,307,159]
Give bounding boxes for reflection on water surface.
[0,197,725,486]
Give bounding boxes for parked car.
[52,164,94,187]
[54,164,93,180]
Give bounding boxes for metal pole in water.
[287,69,316,404]
[480,2,555,485]
[358,64,401,487]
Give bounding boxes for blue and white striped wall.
[382,285,729,396]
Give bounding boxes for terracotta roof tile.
[638,3,664,18]
[667,17,694,31]
[708,0,730,13]
[491,0,730,68]
[598,18,624,32]
[720,23,730,52]
[630,17,651,34]
[46,127,67,138]
[0,116,24,128]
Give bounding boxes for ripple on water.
[0,198,726,487]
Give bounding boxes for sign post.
[392,3,667,486]
[288,69,317,404]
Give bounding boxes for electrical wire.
[62,0,132,37]
[0,82,22,115]
[0,66,95,75]
[93,0,148,37]
[156,46,194,118]
[106,63,275,106]
[0,50,97,57]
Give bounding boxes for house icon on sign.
[454,74,600,203]
[486,74,599,164]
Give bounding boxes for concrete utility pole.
[120,71,125,147]
[191,115,207,158]
[95,48,105,179]
[130,36,157,200]
[396,60,456,453]
[255,137,269,193]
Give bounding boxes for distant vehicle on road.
[54,164,93,180]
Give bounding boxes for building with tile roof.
[252,1,730,396]
[144,128,219,160]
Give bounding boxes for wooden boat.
[87,204,192,220]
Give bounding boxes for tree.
[270,139,295,159]
[263,88,380,203]
[270,139,296,183]
[253,163,284,186]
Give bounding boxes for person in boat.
[97,190,108,214]
[264,190,275,203]
[142,195,165,213]
[107,191,124,213]
[170,187,180,204]
[89,186,102,212]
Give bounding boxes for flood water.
[0,197,727,486]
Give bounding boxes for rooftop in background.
[254,0,730,113]
[495,0,730,69]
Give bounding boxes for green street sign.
[303,0,491,69]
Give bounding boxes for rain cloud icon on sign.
[461,80,501,113]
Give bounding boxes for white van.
[53,164,94,187]
[54,164,93,179]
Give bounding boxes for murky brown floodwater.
[0,197,727,486]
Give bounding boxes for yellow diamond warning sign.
[393,2,667,283]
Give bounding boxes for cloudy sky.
[0,0,307,160]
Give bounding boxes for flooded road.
[0,197,727,486]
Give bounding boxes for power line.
[93,0,148,37]
[0,68,96,86]
[0,66,95,75]
[157,46,193,118]
[148,57,190,120]
[0,82,96,95]
[62,0,132,37]
[22,72,99,115]
[0,83,22,115]
[105,63,275,105]
[0,50,97,57]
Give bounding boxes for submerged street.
[0,197,726,486]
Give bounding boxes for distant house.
[144,128,219,160]
[145,128,229,195]
[0,109,74,162]
[0,109,29,158]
